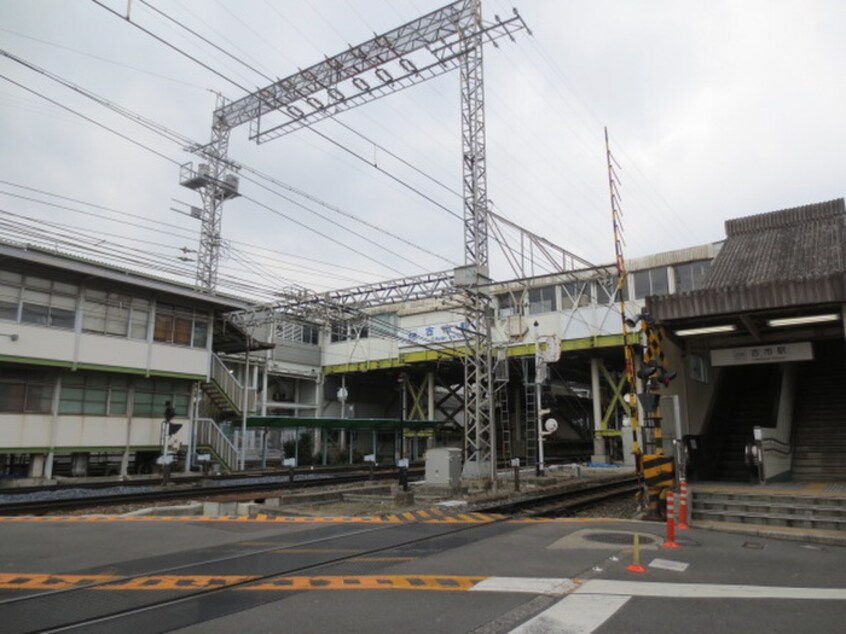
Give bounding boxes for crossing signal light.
[638,364,658,379]
[660,371,677,387]
[638,392,659,413]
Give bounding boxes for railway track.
[0,467,422,516]
[0,508,519,633]
[474,475,640,517]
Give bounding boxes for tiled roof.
[647,198,846,321]
[704,198,846,288]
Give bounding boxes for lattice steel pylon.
[179,0,529,479]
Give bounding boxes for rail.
[194,417,239,472]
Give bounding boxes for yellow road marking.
[0,573,116,590]
[98,575,256,591]
[0,515,620,525]
[245,575,485,592]
[0,573,485,593]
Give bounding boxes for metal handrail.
[194,417,238,471]
[209,353,256,413]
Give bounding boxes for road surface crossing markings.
[573,579,846,600]
[507,594,631,634]
[0,511,505,525]
[4,574,846,601]
[243,575,485,592]
[0,573,116,590]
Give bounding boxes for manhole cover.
[583,532,656,545]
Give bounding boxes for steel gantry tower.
[179,0,529,481]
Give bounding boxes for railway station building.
[1,197,844,484]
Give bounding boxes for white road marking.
[471,577,577,595]
[648,558,689,572]
[576,579,846,600]
[507,594,630,634]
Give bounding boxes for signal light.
[638,392,659,413]
[638,364,658,379]
[660,371,677,386]
[168,422,183,436]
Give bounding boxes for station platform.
[1,507,845,633]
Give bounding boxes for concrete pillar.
[590,357,608,463]
[28,454,47,478]
[71,452,89,477]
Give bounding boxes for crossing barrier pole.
[663,491,679,548]
[678,480,689,530]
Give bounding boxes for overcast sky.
[1,0,844,298]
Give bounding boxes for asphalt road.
[1,512,844,633]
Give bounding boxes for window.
[497,292,521,317]
[59,373,129,416]
[0,272,77,328]
[19,277,77,329]
[370,313,398,339]
[277,321,319,345]
[561,281,591,309]
[83,291,150,339]
[528,286,556,315]
[0,368,53,413]
[631,268,669,299]
[132,378,190,417]
[674,261,711,294]
[153,303,208,348]
[0,271,22,321]
[330,320,367,342]
[595,275,619,305]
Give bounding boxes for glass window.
[674,261,712,294]
[528,286,556,315]
[21,289,50,325]
[596,275,619,304]
[109,389,128,415]
[130,299,150,340]
[25,384,53,413]
[0,370,53,413]
[0,282,19,321]
[51,293,76,329]
[303,324,319,345]
[82,297,107,333]
[0,383,26,412]
[173,315,192,346]
[132,378,190,417]
[370,313,398,339]
[192,320,208,348]
[561,281,591,309]
[497,293,520,317]
[632,268,669,299]
[331,322,350,342]
[153,303,207,347]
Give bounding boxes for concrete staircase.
[791,356,846,481]
[692,488,846,532]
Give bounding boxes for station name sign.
[399,322,466,348]
[711,341,813,367]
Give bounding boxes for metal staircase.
[201,353,256,419]
[193,417,239,472]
